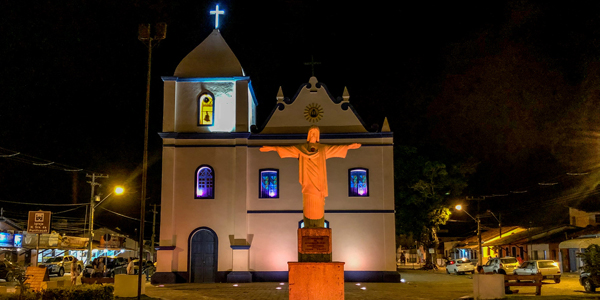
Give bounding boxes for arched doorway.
[189,228,218,283]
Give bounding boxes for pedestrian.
[127,257,135,275]
[71,257,80,285]
[94,258,105,278]
[516,254,523,265]
[476,265,484,274]
[400,252,406,265]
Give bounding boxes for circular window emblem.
[304,103,323,123]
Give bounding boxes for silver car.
[482,257,520,274]
[513,260,561,283]
[446,258,476,274]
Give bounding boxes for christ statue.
[260,126,361,228]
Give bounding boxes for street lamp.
[455,205,483,266]
[87,185,124,264]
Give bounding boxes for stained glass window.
[198,93,214,126]
[259,169,278,198]
[349,168,369,197]
[196,165,214,199]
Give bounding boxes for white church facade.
[153,29,398,284]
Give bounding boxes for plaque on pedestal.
[298,228,331,262]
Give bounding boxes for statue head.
[307,126,320,143]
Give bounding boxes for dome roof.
[174,30,245,78]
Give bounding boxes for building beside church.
[153,29,397,283]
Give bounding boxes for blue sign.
[13,234,22,248]
[0,233,14,248]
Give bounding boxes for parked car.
[132,259,156,278]
[482,257,520,274]
[446,258,476,274]
[580,271,599,292]
[0,261,18,282]
[513,260,561,283]
[41,255,83,277]
[82,256,127,278]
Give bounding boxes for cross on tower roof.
[304,55,321,77]
[210,4,225,29]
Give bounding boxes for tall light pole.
[86,177,124,264]
[455,205,483,266]
[86,173,107,264]
[138,22,166,299]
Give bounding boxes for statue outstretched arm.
[260,145,301,158]
[260,146,277,152]
[325,143,361,158]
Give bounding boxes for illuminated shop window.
[259,169,279,198]
[349,168,369,197]
[299,220,329,228]
[195,165,214,199]
[198,92,214,126]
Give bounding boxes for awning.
[559,237,600,249]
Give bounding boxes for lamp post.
[86,183,124,264]
[455,205,483,266]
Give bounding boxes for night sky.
[2,1,600,237]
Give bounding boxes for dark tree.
[395,146,477,264]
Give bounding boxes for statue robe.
[274,143,353,220]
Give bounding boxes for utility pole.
[137,22,166,300]
[86,173,108,265]
[477,215,482,266]
[499,213,501,238]
[151,204,159,261]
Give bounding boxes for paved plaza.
[141,267,598,300]
[1,266,597,299]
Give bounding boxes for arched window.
[195,165,214,199]
[348,168,369,197]
[259,169,279,198]
[198,92,214,126]
[298,220,329,228]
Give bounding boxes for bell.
[204,112,211,122]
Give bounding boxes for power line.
[97,207,154,224]
[0,146,100,174]
[0,199,87,207]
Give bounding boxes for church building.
[154,28,397,283]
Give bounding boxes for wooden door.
[190,229,217,283]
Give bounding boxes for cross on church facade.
[304,55,321,77]
[210,5,225,29]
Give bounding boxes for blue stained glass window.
[349,168,369,197]
[259,169,279,198]
[196,165,214,199]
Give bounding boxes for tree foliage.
[577,244,600,275]
[395,146,477,248]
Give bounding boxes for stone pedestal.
[114,274,145,297]
[473,274,504,299]
[298,228,331,262]
[288,262,344,300]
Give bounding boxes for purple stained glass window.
[349,168,368,197]
[259,169,278,198]
[196,166,214,199]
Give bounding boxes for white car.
[513,260,561,283]
[446,258,476,274]
[482,257,520,274]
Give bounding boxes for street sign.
[27,211,51,234]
